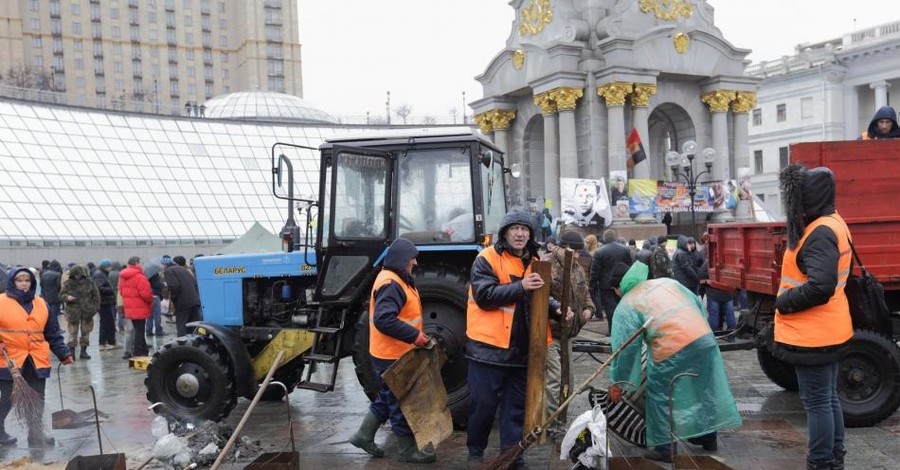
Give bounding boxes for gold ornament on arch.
[513,49,525,70]
[639,0,693,21]
[518,0,553,36]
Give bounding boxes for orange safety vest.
[467,246,551,349]
[775,214,854,347]
[0,294,52,371]
[368,269,423,360]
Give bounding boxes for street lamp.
[665,140,716,239]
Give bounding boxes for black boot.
[80,347,91,360]
[348,411,385,458]
[832,449,846,470]
[397,435,436,464]
[806,459,833,470]
[0,430,16,446]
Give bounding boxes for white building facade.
[747,20,900,217]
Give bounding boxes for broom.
[1,346,46,439]
[477,318,653,470]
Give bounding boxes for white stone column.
[844,86,860,139]
[631,83,656,180]
[870,80,891,110]
[550,88,583,178]
[731,92,756,221]
[702,90,736,223]
[535,92,560,216]
[475,109,519,204]
[598,82,633,174]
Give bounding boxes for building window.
[187,83,196,95]
[110,8,120,19]
[219,19,227,29]
[31,18,41,30]
[186,32,194,44]
[779,146,789,169]
[801,97,813,119]
[30,0,39,12]
[221,52,228,63]
[219,35,227,47]
[74,58,84,70]
[147,12,157,23]
[187,66,195,76]
[92,23,102,39]
[185,50,194,60]
[754,150,763,174]
[267,59,283,76]
[73,39,82,51]
[752,108,761,126]
[71,4,80,15]
[269,76,284,92]
[114,61,123,73]
[33,55,43,67]
[111,26,121,38]
[32,37,42,48]
[776,103,786,122]
[149,30,158,41]
[131,26,140,41]
[184,15,193,27]
[114,79,124,91]
[72,22,81,34]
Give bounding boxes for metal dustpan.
[245,382,299,469]
[65,385,126,470]
[53,368,108,429]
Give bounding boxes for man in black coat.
[590,228,633,330]
[163,256,201,336]
[91,260,119,350]
[40,260,62,319]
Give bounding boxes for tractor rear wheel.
[145,334,237,422]
[756,347,799,391]
[352,265,471,428]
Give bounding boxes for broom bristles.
[5,352,46,438]
[476,444,523,470]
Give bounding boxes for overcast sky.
[297,1,893,118]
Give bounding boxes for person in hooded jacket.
[92,259,119,351]
[348,238,435,464]
[163,256,202,337]
[859,106,900,140]
[465,207,545,468]
[672,236,701,295]
[608,262,742,463]
[650,236,673,280]
[59,265,100,360]
[144,259,166,337]
[768,164,853,470]
[39,260,62,322]
[119,256,152,357]
[0,267,73,447]
[590,228,633,329]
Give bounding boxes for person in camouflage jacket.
[59,265,100,359]
[541,231,596,415]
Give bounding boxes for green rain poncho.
[609,262,742,447]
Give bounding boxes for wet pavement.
[1,321,899,469]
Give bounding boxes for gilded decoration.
[731,91,758,114]
[512,49,525,70]
[518,0,553,36]
[490,109,517,130]
[534,92,558,115]
[639,0,693,21]
[548,87,584,111]
[701,90,737,113]
[474,113,494,134]
[597,82,634,107]
[673,32,689,54]
[631,84,657,107]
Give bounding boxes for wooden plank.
[524,260,551,443]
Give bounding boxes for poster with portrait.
[737,168,752,201]
[609,170,629,204]
[656,181,713,212]
[560,178,612,228]
[707,180,738,210]
[627,179,657,216]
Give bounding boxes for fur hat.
[559,231,585,250]
[780,163,807,249]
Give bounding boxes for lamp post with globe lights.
[665,140,716,239]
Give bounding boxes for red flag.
[626,128,647,170]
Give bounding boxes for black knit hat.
[559,231,585,250]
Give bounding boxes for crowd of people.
[0,254,201,448]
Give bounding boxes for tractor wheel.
[352,265,471,429]
[839,330,900,427]
[756,347,798,391]
[145,334,237,422]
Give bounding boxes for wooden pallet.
[128,356,151,371]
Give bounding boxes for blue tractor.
[145,128,514,426]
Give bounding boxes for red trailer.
[707,140,900,428]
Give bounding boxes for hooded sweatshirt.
[862,106,900,140]
[371,238,420,344]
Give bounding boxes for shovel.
[65,385,127,470]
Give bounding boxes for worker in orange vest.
[349,238,435,464]
[465,207,545,468]
[770,164,853,470]
[0,267,74,448]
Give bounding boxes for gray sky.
[297,1,892,118]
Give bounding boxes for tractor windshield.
[397,148,474,242]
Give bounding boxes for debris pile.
[150,417,267,467]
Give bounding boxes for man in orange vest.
[466,207,545,468]
[349,238,434,464]
[770,164,853,470]
[0,267,74,447]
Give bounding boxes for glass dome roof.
[203,90,338,123]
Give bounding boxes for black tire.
[352,264,471,429]
[145,334,237,422]
[756,347,798,391]
[839,330,900,427]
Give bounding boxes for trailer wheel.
[352,265,471,429]
[839,330,900,428]
[145,334,237,422]
[756,347,798,391]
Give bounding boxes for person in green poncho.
[607,262,742,463]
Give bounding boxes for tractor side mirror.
[505,163,521,179]
[480,150,494,169]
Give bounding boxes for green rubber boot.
[397,435,436,464]
[348,411,385,458]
